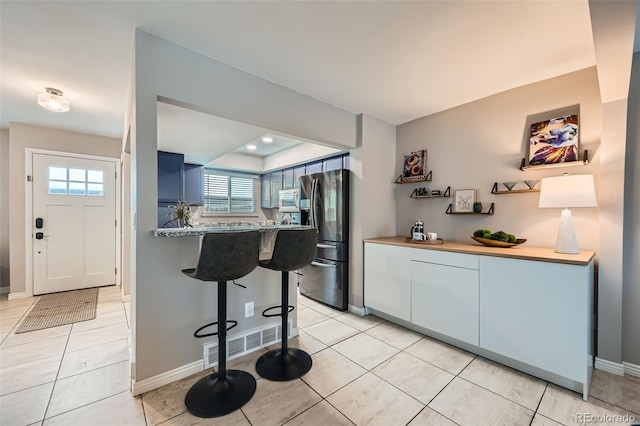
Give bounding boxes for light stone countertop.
[152,224,313,237]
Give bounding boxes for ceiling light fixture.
[262,136,274,143]
[37,87,70,112]
[247,144,257,150]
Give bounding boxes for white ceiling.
[0,0,614,146]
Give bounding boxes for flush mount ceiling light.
[261,136,273,143]
[247,144,257,150]
[37,87,70,112]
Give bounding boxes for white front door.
[32,153,117,295]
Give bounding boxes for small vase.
[473,203,482,213]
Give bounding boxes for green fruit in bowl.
[490,231,509,242]
[507,233,517,243]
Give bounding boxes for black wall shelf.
[410,186,451,199]
[491,182,540,194]
[520,150,589,171]
[396,170,432,184]
[446,202,495,215]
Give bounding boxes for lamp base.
[555,208,579,254]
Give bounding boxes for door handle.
[311,261,336,268]
[317,244,336,249]
[35,232,50,240]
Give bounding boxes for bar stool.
[182,231,260,418]
[256,228,317,381]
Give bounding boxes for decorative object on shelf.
[410,219,425,240]
[410,186,451,199]
[520,150,589,171]
[396,150,428,183]
[491,182,540,194]
[538,173,597,254]
[529,114,579,166]
[502,182,517,191]
[446,202,494,215]
[453,189,475,212]
[405,237,444,245]
[524,180,539,189]
[473,201,482,213]
[471,236,526,248]
[163,200,193,228]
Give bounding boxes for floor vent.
[203,320,292,369]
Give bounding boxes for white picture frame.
[454,189,475,213]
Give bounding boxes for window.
[203,169,258,214]
[47,167,104,196]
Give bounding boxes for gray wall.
[0,128,9,289]
[396,68,601,249]
[8,123,121,295]
[349,114,397,308]
[623,52,640,365]
[132,30,358,382]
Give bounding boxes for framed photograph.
[454,189,475,213]
[401,149,428,182]
[529,114,579,166]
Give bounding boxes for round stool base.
[256,348,313,381]
[185,370,256,418]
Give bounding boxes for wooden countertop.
[363,236,595,266]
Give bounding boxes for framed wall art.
[400,149,428,182]
[529,114,579,166]
[454,189,476,213]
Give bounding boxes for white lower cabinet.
[479,256,593,396]
[411,259,479,345]
[363,243,412,321]
[363,240,594,400]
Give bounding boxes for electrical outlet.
[245,301,254,318]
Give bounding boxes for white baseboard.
[594,358,640,378]
[348,304,369,316]
[0,287,9,295]
[623,361,640,379]
[132,359,204,396]
[8,292,28,300]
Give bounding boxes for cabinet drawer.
[410,249,478,270]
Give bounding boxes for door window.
[47,167,104,196]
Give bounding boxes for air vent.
[203,320,292,369]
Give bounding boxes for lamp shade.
[37,88,70,112]
[538,174,597,208]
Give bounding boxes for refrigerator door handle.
[311,261,337,268]
[317,243,336,249]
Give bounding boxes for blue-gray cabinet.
[184,163,204,206]
[158,151,184,203]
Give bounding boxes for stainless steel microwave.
[278,188,300,212]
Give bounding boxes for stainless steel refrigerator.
[298,169,349,310]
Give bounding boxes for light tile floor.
[1,287,639,426]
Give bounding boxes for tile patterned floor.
[1,288,639,426]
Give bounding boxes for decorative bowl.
[471,236,526,248]
[502,181,517,191]
[524,180,539,190]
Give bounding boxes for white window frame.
[202,168,259,216]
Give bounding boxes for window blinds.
[203,169,257,214]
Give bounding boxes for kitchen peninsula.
[364,237,595,400]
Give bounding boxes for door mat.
[15,288,98,334]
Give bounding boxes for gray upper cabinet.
[183,163,204,206]
[323,156,343,172]
[270,170,283,208]
[261,173,272,209]
[158,151,184,204]
[283,168,295,189]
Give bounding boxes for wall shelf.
[491,182,540,194]
[410,186,451,199]
[395,170,432,184]
[520,150,589,171]
[446,202,494,215]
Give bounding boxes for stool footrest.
[262,305,294,318]
[194,320,238,338]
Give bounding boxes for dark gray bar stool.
[182,231,260,418]
[256,228,317,381]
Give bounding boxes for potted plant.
[163,200,193,228]
[473,201,483,213]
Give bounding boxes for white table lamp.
[538,174,597,254]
